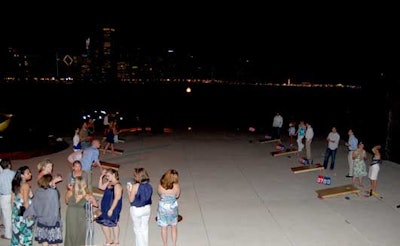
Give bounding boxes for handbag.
[18,205,26,216]
[93,209,102,220]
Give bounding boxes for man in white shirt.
[323,127,340,170]
[272,112,283,140]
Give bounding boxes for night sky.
[2,4,398,84]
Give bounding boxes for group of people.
[278,119,314,160]
[0,155,181,246]
[272,113,314,161]
[70,116,124,163]
[79,166,181,246]
[276,112,382,196]
[320,127,382,196]
[0,158,64,245]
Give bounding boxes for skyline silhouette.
[2,4,398,85]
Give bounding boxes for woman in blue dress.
[96,168,123,246]
[157,169,181,246]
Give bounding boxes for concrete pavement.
[4,129,400,246]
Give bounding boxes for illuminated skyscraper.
[102,27,115,56]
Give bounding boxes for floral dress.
[353,150,367,177]
[11,193,35,246]
[157,194,179,226]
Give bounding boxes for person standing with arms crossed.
[345,129,358,178]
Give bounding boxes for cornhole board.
[271,149,299,157]
[100,161,120,170]
[259,139,280,144]
[291,163,324,174]
[116,138,125,143]
[99,148,124,155]
[92,187,104,197]
[316,184,360,199]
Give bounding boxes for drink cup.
[127,182,133,191]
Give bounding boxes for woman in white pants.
[368,145,382,196]
[127,168,153,246]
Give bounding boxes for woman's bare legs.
[359,177,364,187]
[112,225,120,244]
[101,225,113,245]
[103,143,110,155]
[171,225,178,246]
[370,179,378,195]
[161,226,168,246]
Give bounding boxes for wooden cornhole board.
[271,149,299,157]
[316,184,360,199]
[291,163,324,174]
[100,161,121,170]
[116,138,125,143]
[259,139,280,144]
[99,148,124,155]
[92,187,105,197]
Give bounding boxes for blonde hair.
[74,176,88,201]
[37,158,53,172]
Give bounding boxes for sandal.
[103,242,113,246]
[1,235,11,240]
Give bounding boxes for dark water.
[0,82,390,159]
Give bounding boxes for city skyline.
[2,5,397,85]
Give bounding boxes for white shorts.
[368,164,380,180]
